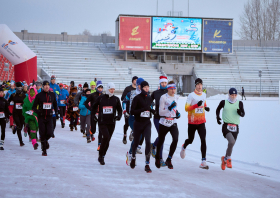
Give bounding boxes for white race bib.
[25,110,33,115]
[43,103,52,109]
[140,111,150,118]
[0,112,5,118]
[10,101,14,105]
[103,106,113,114]
[195,107,203,114]
[164,117,174,127]
[60,100,65,105]
[227,124,237,132]
[73,107,78,111]
[16,103,23,109]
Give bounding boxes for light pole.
[259,70,262,97]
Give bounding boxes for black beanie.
[43,81,50,86]
[141,81,149,89]
[132,76,138,83]
[83,82,89,88]
[85,88,91,93]
[16,82,22,87]
[195,78,203,86]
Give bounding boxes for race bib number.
[164,117,174,127]
[140,111,150,118]
[60,100,65,105]
[103,106,113,114]
[227,124,237,132]
[25,110,33,115]
[73,107,78,111]
[43,103,51,109]
[16,103,23,109]
[10,101,14,105]
[0,112,5,118]
[95,113,99,119]
[195,107,203,114]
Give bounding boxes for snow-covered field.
[1,97,280,198]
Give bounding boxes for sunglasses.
[51,78,56,80]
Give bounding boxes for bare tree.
[79,29,92,36]
[238,0,280,40]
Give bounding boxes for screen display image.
[152,17,202,50]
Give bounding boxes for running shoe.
[160,159,167,167]
[180,144,186,159]
[123,135,127,144]
[83,133,86,137]
[130,157,136,169]
[145,165,152,173]
[98,156,105,165]
[136,147,142,154]
[199,160,209,170]
[126,152,132,166]
[129,131,133,141]
[226,158,232,168]
[34,143,38,150]
[20,142,25,147]
[87,138,91,143]
[151,145,156,158]
[155,158,161,169]
[165,158,173,169]
[42,150,47,156]
[221,156,227,170]
[91,136,95,141]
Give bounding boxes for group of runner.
[0,74,245,173]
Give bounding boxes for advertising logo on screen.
[152,17,202,50]
[119,16,151,51]
[203,20,233,53]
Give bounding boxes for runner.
[90,81,96,93]
[121,76,138,144]
[180,78,210,169]
[79,88,92,143]
[129,81,155,173]
[58,83,69,128]
[22,85,39,150]
[8,82,26,146]
[4,82,15,128]
[155,81,180,169]
[66,86,79,131]
[91,82,122,165]
[150,76,168,167]
[216,88,245,170]
[32,81,58,156]
[50,75,60,96]
[35,81,42,93]
[0,87,11,150]
[74,82,89,107]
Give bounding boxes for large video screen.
[152,17,202,50]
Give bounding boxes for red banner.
[119,16,151,51]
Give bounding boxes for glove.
[205,107,210,112]
[217,117,222,125]
[115,116,121,121]
[55,91,59,95]
[56,113,59,120]
[197,100,203,107]
[176,110,181,119]
[237,109,243,116]
[5,118,9,123]
[151,109,156,116]
[93,115,98,122]
[124,111,129,119]
[168,101,177,111]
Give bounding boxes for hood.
[28,85,38,103]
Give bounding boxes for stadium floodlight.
[259,70,262,97]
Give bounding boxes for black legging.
[52,117,56,131]
[0,118,6,140]
[38,116,53,151]
[98,124,115,157]
[13,113,24,143]
[59,106,66,123]
[184,123,207,159]
[123,117,129,135]
[132,120,151,163]
[156,123,179,159]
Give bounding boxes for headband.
[167,83,176,90]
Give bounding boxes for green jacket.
[22,97,39,129]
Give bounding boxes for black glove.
[197,100,203,107]
[151,109,156,116]
[115,116,121,121]
[237,109,243,116]
[205,107,210,112]
[217,117,222,125]
[56,113,59,120]
[176,110,181,119]
[168,101,177,111]
[124,112,130,119]
[5,118,9,123]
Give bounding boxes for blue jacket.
[58,88,69,107]
[4,88,16,105]
[79,96,91,116]
[50,83,60,96]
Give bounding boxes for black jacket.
[32,90,58,118]
[151,88,168,119]
[85,92,103,115]
[8,92,26,116]
[0,97,11,119]
[121,85,136,101]
[91,94,122,125]
[131,92,154,122]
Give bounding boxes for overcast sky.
[0,0,248,39]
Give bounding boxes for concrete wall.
[157,63,194,75]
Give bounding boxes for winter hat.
[85,88,91,93]
[229,88,237,95]
[96,80,103,88]
[140,81,149,89]
[90,81,96,86]
[106,82,115,97]
[195,78,203,86]
[159,76,168,84]
[83,82,89,88]
[16,82,22,87]
[43,81,50,86]
[132,76,138,83]
[59,83,64,87]
[51,75,56,80]
[78,84,82,88]
[136,78,144,86]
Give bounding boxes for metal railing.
[205,85,279,94]
[158,55,195,63]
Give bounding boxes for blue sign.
[203,20,233,53]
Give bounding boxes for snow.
[1,97,280,197]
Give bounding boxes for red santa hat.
[159,76,168,84]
